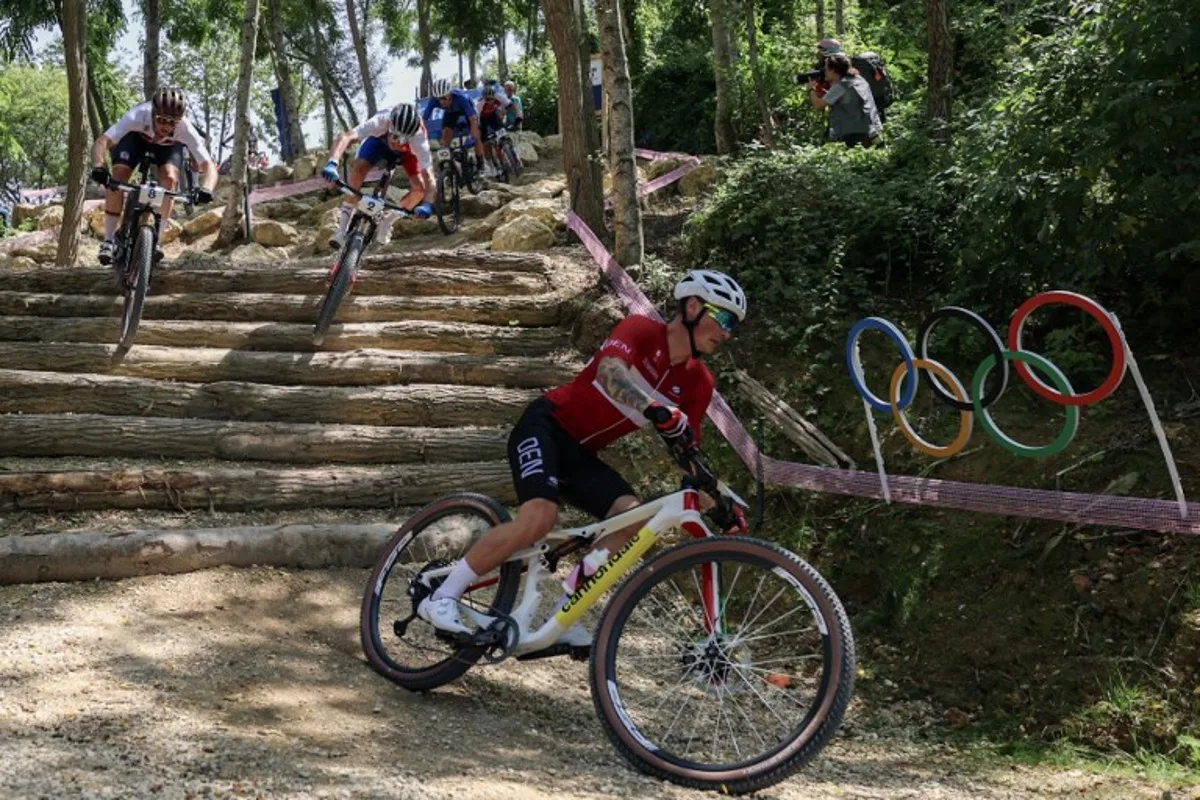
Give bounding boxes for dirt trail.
[0,567,1187,800]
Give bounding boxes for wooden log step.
[0,523,401,584]
[0,317,568,355]
[0,343,578,388]
[15,265,550,297]
[0,370,538,426]
[0,461,516,512]
[0,414,509,464]
[0,291,563,326]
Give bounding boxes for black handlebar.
[332,178,411,215]
[105,177,191,199]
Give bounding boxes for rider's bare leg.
[157,164,179,236]
[104,163,133,240]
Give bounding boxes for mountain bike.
[433,147,461,235]
[447,130,483,196]
[491,126,523,182]
[360,437,855,795]
[313,172,411,346]
[105,155,195,352]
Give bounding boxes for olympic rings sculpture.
[846,291,1128,459]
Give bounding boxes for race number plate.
[138,184,166,208]
[356,194,385,218]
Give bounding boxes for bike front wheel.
[590,536,855,795]
[313,229,363,346]
[435,167,460,235]
[116,225,154,351]
[360,492,522,692]
[500,138,523,180]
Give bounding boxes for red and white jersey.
[103,102,214,165]
[544,315,714,452]
[354,111,433,171]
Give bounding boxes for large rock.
[491,215,556,252]
[12,242,58,263]
[644,157,684,181]
[389,217,441,240]
[35,205,64,230]
[460,189,506,217]
[0,254,38,270]
[521,178,566,199]
[292,155,317,181]
[258,200,310,221]
[542,134,562,150]
[253,219,300,248]
[85,205,108,238]
[159,219,183,245]
[514,140,539,165]
[511,130,545,150]
[263,164,294,185]
[13,204,48,226]
[183,207,225,238]
[505,197,566,230]
[679,162,719,197]
[228,242,285,263]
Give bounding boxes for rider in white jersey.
[90,87,217,264]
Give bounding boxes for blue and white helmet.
[431,78,452,98]
[674,270,748,321]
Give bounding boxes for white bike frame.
[419,481,748,657]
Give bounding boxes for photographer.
[798,38,844,99]
[808,53,882,147]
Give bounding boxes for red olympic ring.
[1007,291,1127,407]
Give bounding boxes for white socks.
[431,560,479,602]
[104,213,119,240]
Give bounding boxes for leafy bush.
[633,55,717,154]
[508,51,559,136]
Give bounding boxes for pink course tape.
[565,208,1198,535]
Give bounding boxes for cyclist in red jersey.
[418,270,748,642]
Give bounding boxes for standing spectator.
[808,53,881,147]
[503,80,525,130]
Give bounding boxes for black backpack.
[851,52,895,111]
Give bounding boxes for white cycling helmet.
[431,78,452,98]
[674,269,748,321]
[390,103,420,136]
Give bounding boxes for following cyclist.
[503,80,524,131]
[417,270,748,646]
[422,78,499,179]
[90,87,217,265]
[476,80,511,176]
[321,103,436,250]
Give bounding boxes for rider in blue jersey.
[422,78,499,179]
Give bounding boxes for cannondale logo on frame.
[846,291,1128,459]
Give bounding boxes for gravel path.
[0,567,1187,800]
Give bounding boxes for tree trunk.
[468,48,477,82]
[816,0,824,38]
[85,69,102,141]
[0,342,576,388]
[0,462,516,512]
[56,0,88,268]
[0,368,537,427]
[834,0,844,36]
[0,523,400,585]
[267,0,307,156]
[0,414,508,464]
[496,31,508,80]
[417,0,434,96]
[143,0,160,97]
[86,64,110,129]
[457,49,464,84]
[744,0,774,146]
[218,0,262,246]
[710,0,736,154]
[541,0,605,236]
[322,80,335,147]
[596,0,642,267]
[926,0,952,137]
[345,0,377,116]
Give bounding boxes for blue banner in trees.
[271,88,293,162]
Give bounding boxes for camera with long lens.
[795,68,824,85]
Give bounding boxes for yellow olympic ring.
[890,358,974,458]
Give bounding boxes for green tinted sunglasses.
[703,302,738,332]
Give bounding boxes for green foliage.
[0,62,70,189]
[633,55,716,153]
[508,50,558,136]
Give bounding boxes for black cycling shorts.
[507,398,635,520]
[111,131,186,172]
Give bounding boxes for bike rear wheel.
[435,168,460,235]
[360,493,522,692]
[500,138,523,180]
[116,225,154,351]
[313,228,363,346]
[590,537,855,795]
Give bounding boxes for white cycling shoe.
[417,596,474,636]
